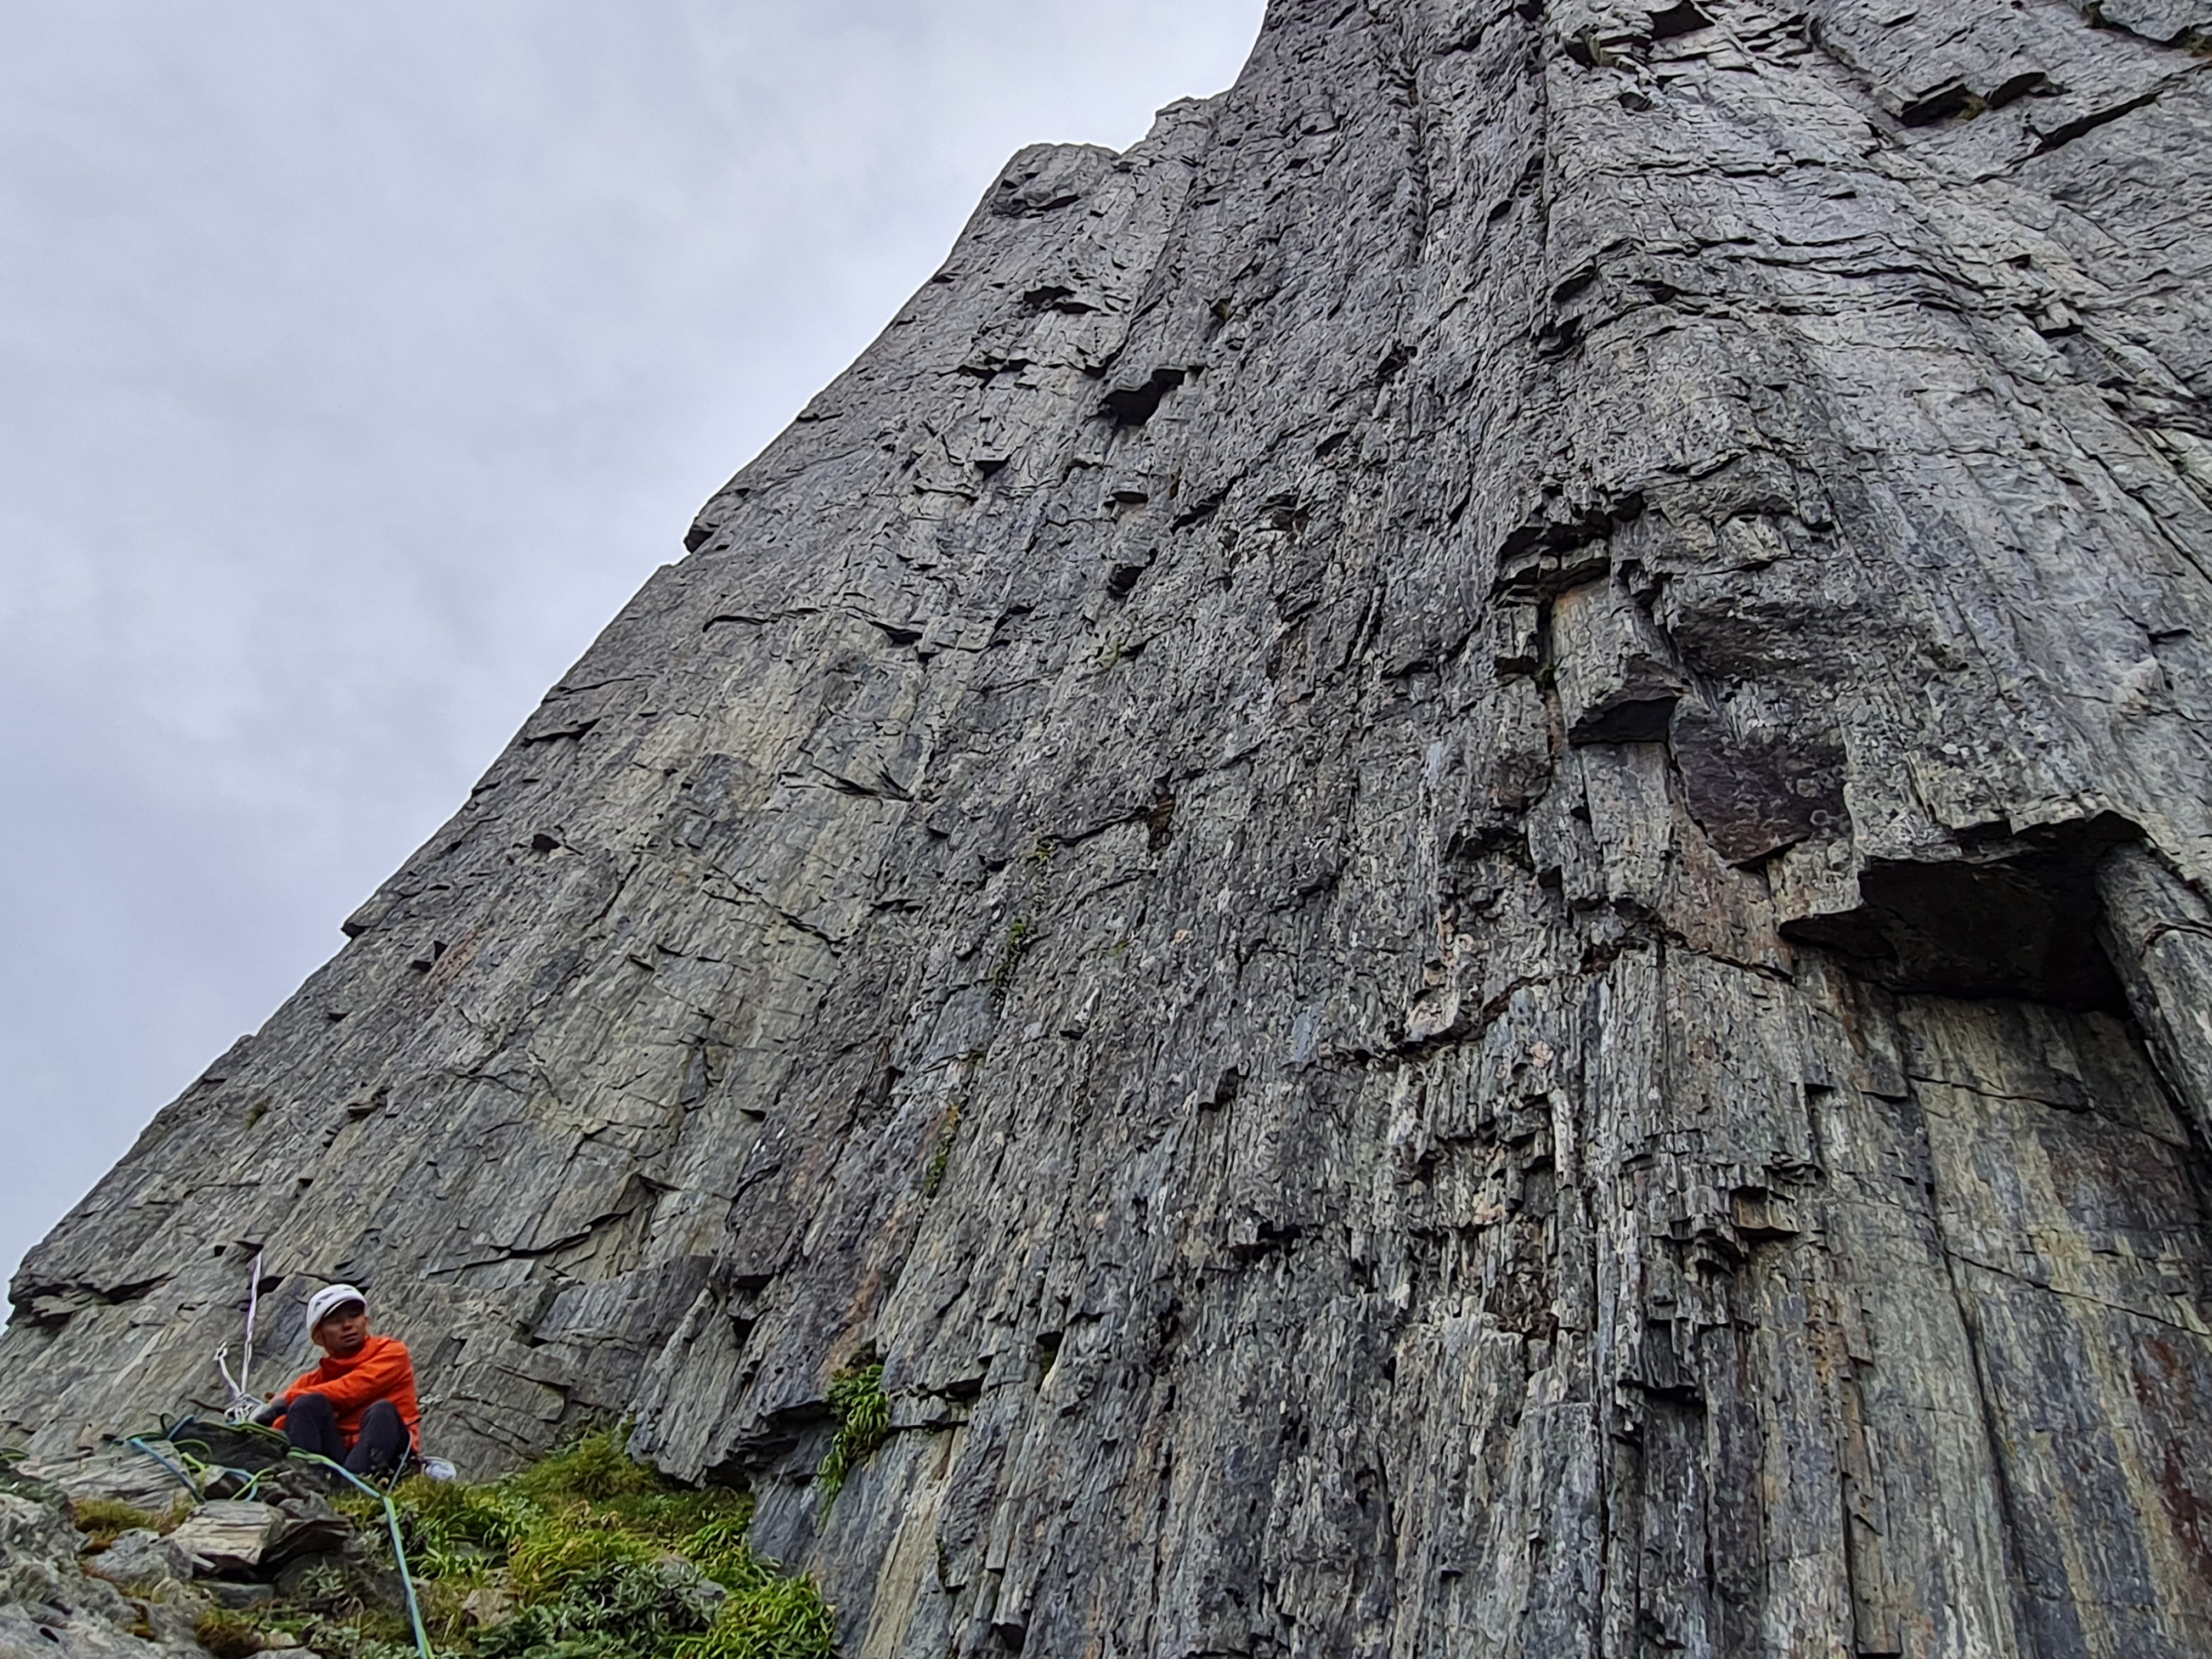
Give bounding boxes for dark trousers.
[285,1392,407,1478]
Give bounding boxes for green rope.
[293,1452,433,1659]
[126,1434,276,1503]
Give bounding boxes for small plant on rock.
[70,1496,181,1550]
[194,1607,269,1658]
[989,915,1035,1006]
[921,1104,962,1197]
[815,1361,890,1513]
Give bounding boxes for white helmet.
[304,1283,367,1332]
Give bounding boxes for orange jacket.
[279,1334,421,1450]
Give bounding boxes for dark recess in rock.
[1784,819,2142,1011]
[1099,365,1187,426]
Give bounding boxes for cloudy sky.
[0,1,1267,1288]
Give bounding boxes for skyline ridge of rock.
[10,0,2212,1651]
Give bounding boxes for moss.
[815,1363,890,1513]
[509,1427,665,1506]
[988,915,1035,1006]
[984,840,1057,1008]
[921,1104,962,1198]
[195,1608,270,1658]
[71,1496,182,1550]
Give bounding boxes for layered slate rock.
[9,0,2212,1651]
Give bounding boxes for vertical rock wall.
[8,0,2212,1652]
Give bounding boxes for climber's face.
[313,1301,370,1358]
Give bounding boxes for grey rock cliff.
[9,0,2212,1651]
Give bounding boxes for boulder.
[82,1531,195,1594]
[163,1505,278,1577]
[122,1587,211,1654]
[0,1495,133,1624]
[261,1495,345,1567]
[0,1495,176,1659]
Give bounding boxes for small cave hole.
[1783,818,2137,1011]
[1107,558,1151,599]
[1101,367,1187,427]
[1649,0,1714,39]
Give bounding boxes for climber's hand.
[251,1399,284,1427]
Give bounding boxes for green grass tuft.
[921,1104,962,1198]
[71,1495,183,1550]
[195,1607,270,1658]
[815,1363,890,1514]
[674,1575,841,1659]
[988,915,1035,1006]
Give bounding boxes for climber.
[252,1283,421,1479]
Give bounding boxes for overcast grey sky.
[0,1,1266,1288]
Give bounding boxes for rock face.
[1,1491,198,1658]
[9,0,2212,1651]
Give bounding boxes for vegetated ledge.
[0,1427,834,1659]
